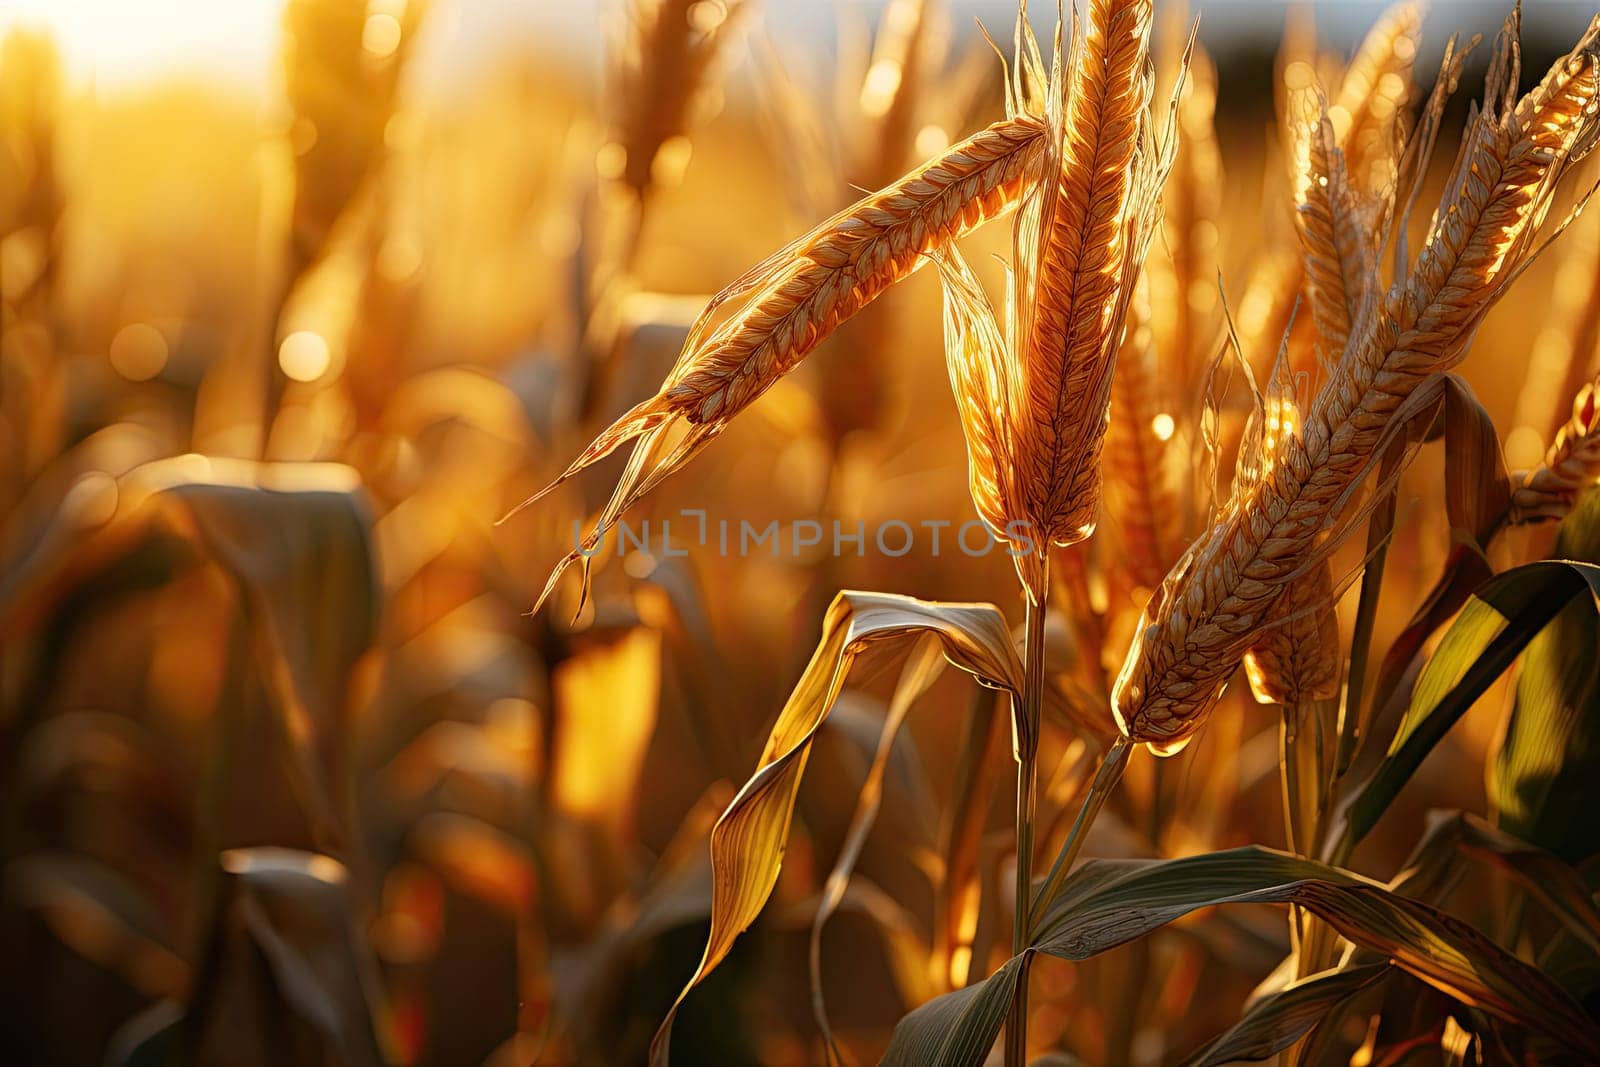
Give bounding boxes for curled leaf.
[651,590,1023,1065]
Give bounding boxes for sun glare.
[0,0,279,88]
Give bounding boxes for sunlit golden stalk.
[1245,534,1339,871]
[1114,16,1600,754]
[1007,580,1048,1067]
[611,0,744,204]
[1278,697,1338,994]
[267,0,421,453]
[516,115,1046,609]
[1027,737,1133,931]
[954,3,1165,1063]
[1247,562,1340,894]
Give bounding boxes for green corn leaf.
[1493,490,1600,864]
[884,847,1600,1066]
[1330,559,1600,858]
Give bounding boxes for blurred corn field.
[7,1,1600,1064]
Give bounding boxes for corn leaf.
[1351,541,1496,782]
[651,590,1023,1065]
[111,848,390,1067]
[163,470,379,849]
[1439,377,1511,542]
[1395,811,1600,955]
[799,874,936,1052]
[1493,490,1600,864]
[1331,559,1600,857]
[1342,377,1508,778]
[0,458,379,851]
[884,847,1600,1066]
[1181,963,1388,1067]
[882,955,1028,1067]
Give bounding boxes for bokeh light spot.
[109,322,169,381]
[362,13,402,59]
[279,330,332,383]
[687,1,725,34]
[914,124,949,159]
[860,59,902,118]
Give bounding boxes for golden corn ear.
[515,116,1047,610]
[931,0,1176,602]
[1243,562,1342,705]
[1114,15,1600,754]
[1512,377,1600,523]
[1012,0,1158,554]
[666,118,1045,424]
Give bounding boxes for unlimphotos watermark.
[574,509,1038,559]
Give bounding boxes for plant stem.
[1005,579,1049,1067]
[1010,738,1132,1062]
[1284,698,1339,1013]
[1283,701,1332,1065]
[1335,478,1397,778]
[1029,736,1132,932]
[1280,704,1305,856]
[1280,704,1309,966]
[1013,591,1048,949]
